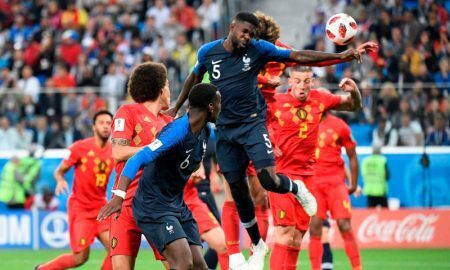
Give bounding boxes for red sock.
[255,204,269,241]
[270,243,289,270]
[38,254,77,270]
[101,254,112,270]
[285,245,300,270]
[222,201,241,255]
[218,251,229,270]
[309,235,323,270]
[342,230,361,269]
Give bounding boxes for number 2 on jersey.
[299,123,308,139]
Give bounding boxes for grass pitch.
[1,248,449,269]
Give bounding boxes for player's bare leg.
[36,248,90,270]
[201,226,229,270]
[270,225,304,270]
[162,238,205,270]
[190,245,210,270]
[248,175,269,241]
[336,218,361,270]
[309,216,325,270]
[97,230,112,270]
[112,255,136,270]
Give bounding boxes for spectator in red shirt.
[58,30,82,67]
[50,63,76,90]
[173,0,196,31]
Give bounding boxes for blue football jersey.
[121,114,210,217]
[193,39,291,125]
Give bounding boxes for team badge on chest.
[297,108,308,120]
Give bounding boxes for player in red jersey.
[268,66,362,270]
[36,110,114,270]
[108,62,172,270]
[308,111,361,270]
[184,172,229,270]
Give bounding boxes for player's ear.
[208,103,214,113]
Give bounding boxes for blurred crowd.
[0,0,220,150]
[306,0,450,146]
[0,0,449,150]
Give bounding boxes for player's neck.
[94,136,108,148]
[222,37,234,52]
[187,108,207,135]
[141,100,162,117]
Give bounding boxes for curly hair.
[255,11,280,44]
[128,62,167,103]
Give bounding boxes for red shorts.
[314,181,352,220]
[246,163,257,177]
[268,175,315,231]
[184,182,219,234]
[67,200,109,253]
[109,204,163,260]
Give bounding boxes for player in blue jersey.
[98,83,221,270]
[167,12,377,270]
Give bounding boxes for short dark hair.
[93,110,113,124]
[128,62,167,103]
[235,12,259,28]
[188,83,218,110]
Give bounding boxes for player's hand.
[191,166,206,184]
[267,77,281,87]
[97,196,123,221]
[273,145,283,158]
[163,107,178,118]
[348,185,358,195]
[352,185,362,198]
[339,78,358,92]
[55,180,69,196]
[356,42,379,55]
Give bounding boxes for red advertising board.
[254,209,450,249]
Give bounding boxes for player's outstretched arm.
[54,163,70,196]
[289,42,378,66]
[334,78,362,111]
[165,71,204,117]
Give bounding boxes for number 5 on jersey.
[211,60,222,79]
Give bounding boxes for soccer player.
[220,12,293,266]
[36,110,114,270]
[309,109,362,270]
[167,11,377,269]
[108,62,172,270]
[268,66,362,270]
[98,83,221,270]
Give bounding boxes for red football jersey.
[315,114,356,183]
[112,103,172,206]
[258,40,295,125]
[272,90,342,176]
[63,137,114,208]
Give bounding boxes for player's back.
[133,115,210,220]
[194,39,291,125]
[67,137,113,208]
[112,103,172,206]
[316,114,356,177]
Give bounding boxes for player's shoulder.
[115,103,139,116]
[328,114,350,129]
[274,92,293,102]
[198,39,223,59]
[70,137,92,151]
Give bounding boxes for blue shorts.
[216,120,275,181]
[133,206,202,254]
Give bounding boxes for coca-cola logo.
[358,214,438,243]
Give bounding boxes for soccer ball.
[325,13,358,46]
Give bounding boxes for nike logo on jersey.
[267,149,274,154]
[211,60,222,65]
[186,149,193,153]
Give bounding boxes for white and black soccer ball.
[325,13,358,46]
